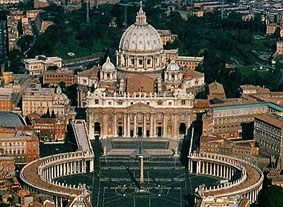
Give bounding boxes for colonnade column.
[173,113,177,137]
[103,112,107,138]
[114,113,117,137]
[143,113,146,137]
[128,114,130,137]
[163,113,166,137]
[150,113,154,137]
[134,113,137,137]
[154,113,157,137]
[123,113,127,137]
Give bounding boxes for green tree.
[41,108,51,118]
[17,21,23,36]
[273,27,281,39]
[253,185,283,207]
[51,110,56,118]
[17,35,34,52]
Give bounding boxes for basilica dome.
[119,7,163,52]
[116,2,165,73]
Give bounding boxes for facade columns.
[154,113,157,137]
[173,113,177,137]
[134,113,137,137]
[127,114,130,137]
[163,113,167,137]
[102,112,107,139]
[114,113,117,137]
[150,113,154,137]
[123,113,127,136]
[143,113,147,137]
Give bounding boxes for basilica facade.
[86,3,205,146]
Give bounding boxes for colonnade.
[188,159,236,181]
[188,152,264,204]
[41,160,88,181]
[21,151,94,207]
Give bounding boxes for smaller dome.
[167,60,179,71]
[102,57,115,71]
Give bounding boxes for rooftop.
[211,100,283,112]
[209,81,225,95]
[254,113,283,129]
[0,112,25,127]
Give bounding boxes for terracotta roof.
[182,70,204,80]
[239,197,249,207]
[34,118,57,124]
[28,202,43,207]
[254,113,283,129]
[210,98,259,108]
[127,75,155,93]
[240,85,270,94]
[209,81,225,95]
[78,66,99,78]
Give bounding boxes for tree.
[7,197,13,205]
[253,185,283,207]
[41,108,51,118]
[17,35,34,52]
[273,27,281,39]
[51,110,56,118]
[59,82,66,90]
[17,21,23,36]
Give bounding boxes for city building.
[0,95,14,111]
[200,134,259,161]
[197,196,249,207]
[241,85,283,107]
[202,100,283,139]
[266,23,278,35]
[0,111,25,127]
[23,55,62,75]
[91,0,121,8]
[208,81,226,101]
[0,126,39,164]
[86,2,205,156]
[0,20,8,63]
[0,72,32,109]
[34,0,49,8]
[34,13,54,34]
[163,49,204,70]
[7,10,36,51]
[0,0,21,4]
[33,118,66,143]
[77,66,100,107]
[43,68,77,87]
[22,85,70,117]
[276,40,283,55]
[254,113,283,157]
[157,29,177,45]
[0,157,15,180]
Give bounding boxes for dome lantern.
[136,1,147,25]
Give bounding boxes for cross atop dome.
[136,1,147,25]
